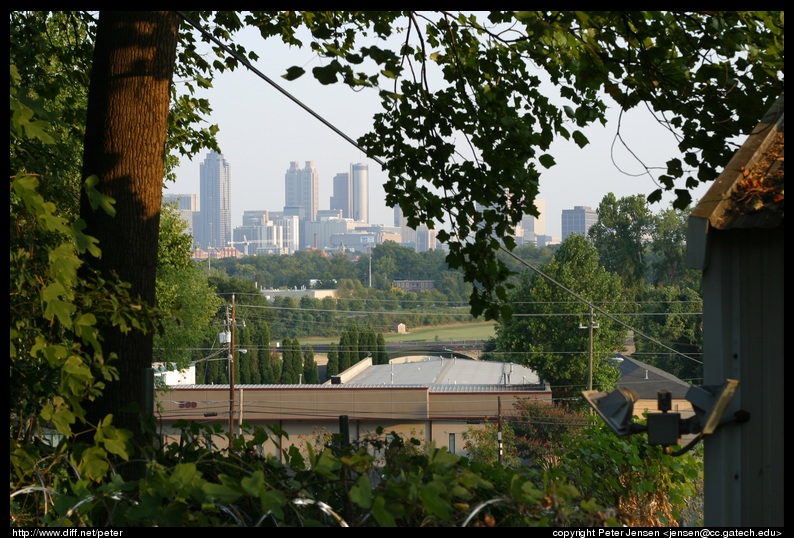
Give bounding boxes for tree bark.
[78,11,179,470]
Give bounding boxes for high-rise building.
[305,217,355,251]
[330,172,351,218]
[162,193,197,237]
[350,163,369,223]
[561,205,597,241]
[520,198,547,244]
[415,224,437,253]
[162,193,198,212]
[393,204,435,251]
[276,215,301,254]
[394,205,415,245]
[241,210,270,227]
[284,161,319,222]
[193,151,231,250]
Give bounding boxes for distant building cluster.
[163,151,604,262]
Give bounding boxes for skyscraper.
[394,204,416,245]
[535,198,546,236]
[520,198,547,244]
[284,161,319,222]
[162,193,197,237]
[350,163,369,223]
[561,205,598,241]
[194,151,231,250]
[330,172,351,218]
[414,224,437,253]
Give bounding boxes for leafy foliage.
[462,421,521,469]
[10,75,162,523]
[325,342,340,377]
[154,203,223,369]
[588,193,655,293]
[549,422,703,527]
[646,207,702,289]
[12,414,700,526]
[461,403,703,526]
[633,285,704,383]
[170,11,783,320]
[493,234,627,398]
[509,399,590,468]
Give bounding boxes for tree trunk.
[78,11,179,471]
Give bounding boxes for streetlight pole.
[228,294,236,449]
[224,293,248,450]
[207,246,216,271]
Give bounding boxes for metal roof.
[615,353,692,400]
[339,356,542,387]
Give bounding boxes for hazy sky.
[169,20,711,240]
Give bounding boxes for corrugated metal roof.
[339,356,542,387]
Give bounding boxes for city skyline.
[169,25,712,240]
[171,150,618,254]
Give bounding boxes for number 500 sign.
[177,401,198,409]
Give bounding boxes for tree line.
[191,191,704,395]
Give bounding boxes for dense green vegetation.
[10,11,781,527]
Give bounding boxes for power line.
[175,11,383,167]
[498,245,702,365]
[171,12,701,367]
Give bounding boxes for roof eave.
[686,95,784,270]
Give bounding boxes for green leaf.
[78,446,111,482]
[202,481,244,504]
[259,489,287,519]
[283,65,306,81]
[312,63,339,85]
[538,154,556,169]
[241,470,266,496]
[419,482,452,519]
[370,495,397,527]
[572,130,589,148]
[83,175,116,216]
[22,120,57,144]
[349,475,373,508]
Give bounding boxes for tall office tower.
[330,172,351,218]
[276,215,301,254]
[394,204,416,245]
[284,161,319,223]
[162,193,197,237]
[194,151,231,250]
[561,205,598,241]
[350,163,369,223]
[415,224,437,253]
[534,198,547,236]
[520,198,547,242]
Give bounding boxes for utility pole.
[497,397,502,464]
[228,294,236,449]
[579,305,599,391]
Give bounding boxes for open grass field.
[301,321,496,346]
[382,321,496,343]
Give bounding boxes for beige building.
[260,287,337,301]
[156,356,551,460]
